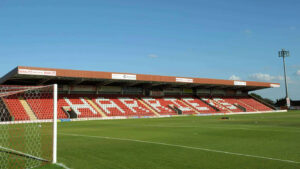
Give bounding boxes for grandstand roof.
[0,66,280,91]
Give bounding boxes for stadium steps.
[85,97,107,117]
[19,97,37,120]
[167,105,179,114]
[198,98,220,112]
[236,99,258,112]
[3,96,30,121]
[61,106,72,118]
[0,98,13,121]
[238,98,272,111]
[233,103,247,112]
[137,98,160,116]
[249,95,276,110]
[211,99,232,113]
[177,99,200,114]
[216,98,244,113]
[194,96,220,113]
[181,97,217,113]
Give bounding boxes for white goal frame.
[0,84,58,168]
[53,84,57,164]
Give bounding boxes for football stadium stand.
[0,66,281,121]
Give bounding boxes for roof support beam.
[102,80,114,86]
[38,78,54,85]
[151,83,167,87]
[71,78,86,85]
[126,82,141,87]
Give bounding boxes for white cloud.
[148,54,158,58]
[297,70,300,76]
[229,75,241,80]
[249,73,287,82]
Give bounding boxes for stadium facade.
[0,66,284,121]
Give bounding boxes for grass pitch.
[38,111,300,169]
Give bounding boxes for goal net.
[0,85,57,169]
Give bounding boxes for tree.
[249,93,275,106]
[275,98,286,107]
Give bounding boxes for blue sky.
[0,0,299,100]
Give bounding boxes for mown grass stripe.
[60,133,300,165]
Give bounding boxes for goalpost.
[0,84,57,169]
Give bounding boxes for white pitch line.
[55,163,72,169]
[149,125,300,133]
[101,124,300,133]
[60,133,300,165]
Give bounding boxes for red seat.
[3,96,30,121]
[2,94,274,121]
[181,96,217,113]
[238,97,273,111]
[92,95,155,117]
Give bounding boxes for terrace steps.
[137,98,160,116]
[211,99,232,113]
[19,97,37,120]
[85,97,107,117]
[178,99,200,114]
[236,99,258,111]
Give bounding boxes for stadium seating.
[93,95,155,117]
[180,96,217,113]
[27,96,68,119]
[59,95,101,118]
[227,97,257,112]
[212,98,242,112]
[3,96,30,121]
[201,98,230,113]
[141,97,197,115]
[2,94,274,120]
[238,97,273,111]
[141,97,175,115]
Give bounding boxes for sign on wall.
[270,84,280,88]
[112,74,136,80]
[176,78,193,83]
[234,81,246,86]
[18,69,56,76]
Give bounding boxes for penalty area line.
[54,163,72,169]
[60,133,300,165]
